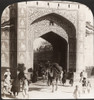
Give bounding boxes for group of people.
[73,70,92,99]
[2,69,29,98]
[2,67,92,99]
[42,68,74,87]
[41,63,74,92]
[41,67,92,99]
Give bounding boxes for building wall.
[1,1,94,78]
[1,6,10,67]
[17,1,86,73]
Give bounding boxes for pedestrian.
[73,85,80,99]
[11,75,20,97]
[3,74,12,97]
[82,77,87,93]
[83,70,87,79]
[69,71,74,86]
[4,69,11,76]
[80,70,87,82]
[22,77,29,99]
[86,80,91,93]
[4,69,11,84]
[49,67,55,92]
[62,70,67,86]
[60,70,63,84]
[42,70,45,83]
[47,69,52,86]
[79,71,83,82]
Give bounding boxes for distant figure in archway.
[69,71,74,86]
[62,70,67,86]
[50,63,61,92]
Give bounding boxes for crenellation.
[26,1,83,10]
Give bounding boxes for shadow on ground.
[29,87,41,91]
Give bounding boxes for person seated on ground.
[73,85,80,99]
[3,74,12,97]
[86,80,91,93]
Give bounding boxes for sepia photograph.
[1,0,94,99]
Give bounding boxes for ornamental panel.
[18,40,26,51]
[1,40,9,51]
[18,29,26,39]
[1,52,9,67]
[18,18,26,28]
[18,7,26,17]
[1,31,9,40]
[18,52,26,63]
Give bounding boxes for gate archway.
[31,13,76,72]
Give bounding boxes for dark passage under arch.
[41,31,68,71]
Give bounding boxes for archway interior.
[32,13,76,72]
[33,31,68,71]
[41,31,67,71]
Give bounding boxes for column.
[17,3,27,73]
[67,43,69,72]
[75,9,85,81]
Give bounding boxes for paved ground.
[1,78,94,99]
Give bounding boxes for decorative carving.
[1,52,9,67]
[18,41,26,51]
[1,41,9,51]
[1,53,6,64]
[1,31,9,39]
[18,7,26,17]
[18,29,26,39]
[18,52,26,63]
[18,18,26,28]
[28,7,77,28]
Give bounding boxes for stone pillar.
[67,43,69,72]
[9,4,17,78]
[17,3,27,72]
[75,7,86,81]
[17,3,34,79]
[1,6,10,68]
[1,6,10,80]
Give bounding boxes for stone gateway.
[1,1,94,79]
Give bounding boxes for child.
[22,77,29,98]
[73,85,80,99]
[86,80,91,93]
